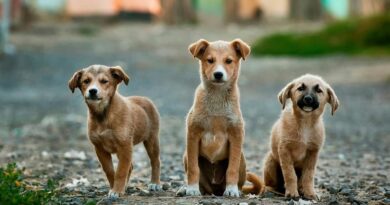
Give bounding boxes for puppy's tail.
[242,172,265,195]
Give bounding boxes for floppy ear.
[231,39,251,60]
[68,70,84,93]
[188,39,209,59]
[278,82,295,109]
[327,86,339,115]
[110,66,130,85]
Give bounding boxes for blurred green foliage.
[252,14,390,56]
[0,163,59,205]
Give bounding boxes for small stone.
[288,199,295,205]
[328,196,339,205]
[383,198,390,204]
[385,191,390,198]
[327,186,339,194]
[249,202,257,205]
[239,203,248,205]
[139,189,152,196]
[339,188,353,196]
[263,191,275,198]
[162,183,170,190]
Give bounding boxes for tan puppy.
[68,65,161,198]
[181,39,263,197]
[263,74,339,200]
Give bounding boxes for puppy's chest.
[89,129,117,153]
[289,127,321,161]
[199,117,230,163]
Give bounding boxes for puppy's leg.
[109,144,132,198]
[263,152,284,193]
[126,162,133,184]
[224,126,243,197]
[95,147,115,189]
[143,135,161,191]
[299,150,319,200]
[279,147,299,199]
[185,127,202,196]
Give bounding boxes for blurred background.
[0,0,389,204]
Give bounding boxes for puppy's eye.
[315,88,323,93]
[207,58,214,64]
[297,85,305,91]
[100,79,108,84]
[83,79,90,84]
[225,59,232,64]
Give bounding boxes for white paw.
[185,184,201,196]
[223,184,240,197]
[107,190,120,199]
[148,183,162,191]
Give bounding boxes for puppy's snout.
[89,88,98,96]
[213,72,223,80]
[303,95,313,104]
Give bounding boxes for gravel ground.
[0,22,389,205]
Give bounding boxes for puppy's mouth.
[85,96,103,101]
[297,99,319,113]
[211,80,225,85]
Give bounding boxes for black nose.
[303,95,313,104]
[214,72,223,80]
[89,88,97,95]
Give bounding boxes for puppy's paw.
[148,183,162,191]
[107,190,120,199]
[285,189,300,200]
[223,185,240,197]
[185,184,201,196]
[301,187,318,200]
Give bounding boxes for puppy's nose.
[303,95,313,104]
[89,88,98,96]
[214,72,223,80]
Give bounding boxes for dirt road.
[0,22,389,204]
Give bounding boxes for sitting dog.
[68,65,161,198]
[263,74,339,200]
[180,39,263,197]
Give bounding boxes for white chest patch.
[200,131,228,163]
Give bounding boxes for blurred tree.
[161,0,196,24]
[290,0,322,20]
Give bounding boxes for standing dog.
[263,74,339,200]
[181,39,263,197]
[68,65,161,198]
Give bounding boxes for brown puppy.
[68,65,161,198]
[181,39,263,197]
[263,74,339,200]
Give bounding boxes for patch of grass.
[0,163,60,205]
[252,14,390,56]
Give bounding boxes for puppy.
[263,74,339,200]
[68,65,161,198]
[181,39,263,197]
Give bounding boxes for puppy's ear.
[188,39,209,59]
[110,66,130,85]
[278,82,295,109]
[231,39,251,60]
[68,70,84,93]
[327,86,339,115]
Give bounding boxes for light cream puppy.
[263,74,339,200]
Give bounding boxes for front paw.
[107,190,120,199]
[301,189,318,201]
[223,185,240,197]
[185,184,201,196]
[148,183,162,191]
[285,189,300,200]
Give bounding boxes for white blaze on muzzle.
[213,65,228,81]
[86,84,99,98]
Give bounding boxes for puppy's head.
[278,74,339,115]
[188,39,250,86]
[68,65,129,106]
